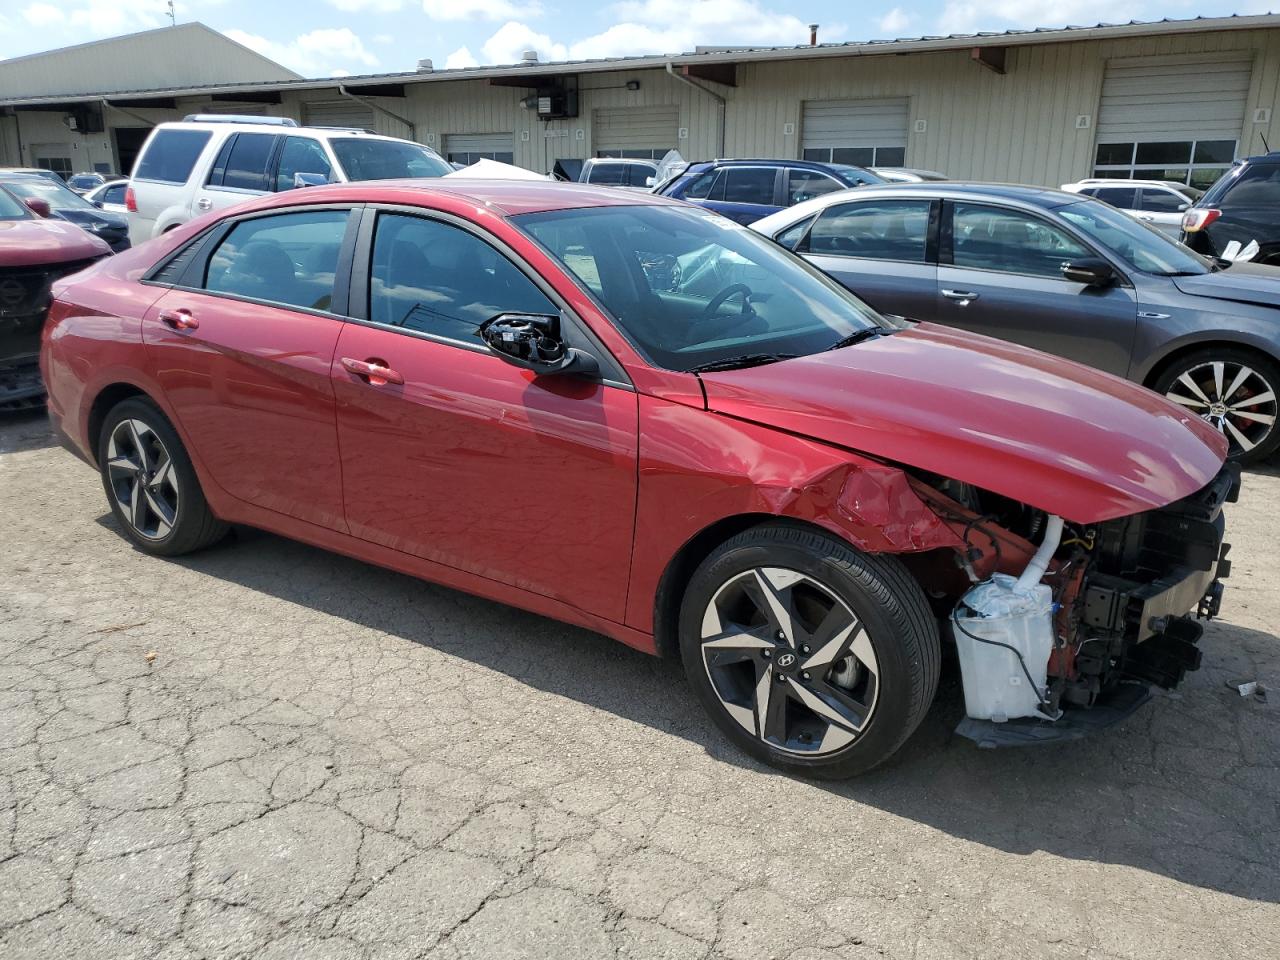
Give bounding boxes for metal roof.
[2,13,1278,109]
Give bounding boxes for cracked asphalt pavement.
[0,409,1277,959]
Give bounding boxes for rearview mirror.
[293,172,329,189]
[479,313,599,377]
[23,197,51,218]
[1061,258,1117,287]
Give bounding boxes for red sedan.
[42,181,1236,776]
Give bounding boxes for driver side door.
[330,209,639,623]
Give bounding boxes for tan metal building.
[3,14,1280,190]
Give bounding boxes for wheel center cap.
[774,651,798,672]
[1209,401,1228,417]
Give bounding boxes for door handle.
[196,197,213,211]
[942,289,980,304]
[158,308,198,330]
[341,356,404,386]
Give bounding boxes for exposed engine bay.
[908,461,1240,745]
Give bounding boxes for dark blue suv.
[656,159,883,225]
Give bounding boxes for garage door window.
[803,146,906,167]
[1092,139,1236,190]
[804,200,931,262]
[448,150,515,165]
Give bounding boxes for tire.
[1152,347,1280,465]
[97,396,228,556]
[679,522,940,779]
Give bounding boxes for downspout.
[338,85,417,142]
[665,62,725,157]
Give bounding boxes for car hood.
[1171,261,1280,308]
[697,323,1227,524]
[54,209,128,231]
[0,218,111,266]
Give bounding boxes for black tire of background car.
[97,396,229,556]
[678,521,940,779]
[1153,347,1280,466]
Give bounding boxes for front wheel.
[679,523,940,779]
[1154,348,1280,464]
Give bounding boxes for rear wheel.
[97,397,228,556]
[679,523,939,779]
[1154,348,1280,464]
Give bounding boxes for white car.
[579,157,659,190]
[1060,179,1202,237]
[83,179,129,213]
[126,115,451,243]
[870,167,948,183]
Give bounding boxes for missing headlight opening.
[906,463,1240,746]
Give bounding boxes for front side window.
[1137,188,1191,213]
[586,163,627,186]
[102,183,127,205]
[1058,198,1213,275]
[1093,186,1138,209]
[681,170,719,200]
[204,210,350,311]
[722,168,776,205]
[626,164,657,187]
[207,134,276,192]
[787,170,843,205]
[804,200,931,262]
[369,213,555,344]
[276,137,333,191]
[329,139,451,181]
[134,129,212,184]
[951,203,1090,279]
[516,204,880,371]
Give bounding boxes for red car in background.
[0,186,111,410]
[40,181,1236,776]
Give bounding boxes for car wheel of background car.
[97,397,228,556]
[679,522,940,779]
[1154,348,1280,465]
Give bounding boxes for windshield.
[830,164,885,186]
[1058,197,1213,275]
[0,176,95,212]
[329,139,451,181]
[514,204,882,371]
[0,187,31,220]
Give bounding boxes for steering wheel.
[702,283,755,319]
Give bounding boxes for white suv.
[126,115,451,242]
[1060,179,1203,237]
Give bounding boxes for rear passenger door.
[195,132,280,217]
[702,166,781,224]
[796,199,938,321]
[937,201,1136,374]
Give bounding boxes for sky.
[0,1,1275,79]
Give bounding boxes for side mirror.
[91,198,105,209]
[479,313,599,377]
[293,172,328,189]
[644,176,656,187]
[1061,258,1117,287]
[1177,202,1190,212]
[24,197,52,218]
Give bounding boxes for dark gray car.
[751,183,1280,463]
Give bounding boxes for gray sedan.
[751,183,1280,463]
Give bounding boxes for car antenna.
[1262,133,1272,153]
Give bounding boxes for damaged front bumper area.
[956,460,1240,748]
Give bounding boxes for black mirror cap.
[1061,258,1117,287]
[479,313,599,378]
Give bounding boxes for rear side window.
[134,129,212,184]
[805,200,931,262]
[722,168,776,205]
[204,210,350,311]
[1217,163,1280,209]
[207,134,277,192]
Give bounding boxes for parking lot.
[0,408,1276,959]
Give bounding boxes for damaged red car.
[41,182,1237,777]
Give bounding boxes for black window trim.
[346,204,634,391]
[792,197,941,265]
[939,198,1134,288]
[204,132,284,195]
[139,203,363,319]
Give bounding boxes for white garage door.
[801,99,909,167]
[593,106,678,159]
[302,100,375,131]
[1094,54,1252,188]
[444,133,515,165]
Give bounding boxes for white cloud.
[331,67,353,77]
[878,7,912,35]
[444,45,481,68]
[936,0,1144,35]
[226,27,378,77]
[22,3,64,27]
[422,0,543,21]
[481,21,566,64]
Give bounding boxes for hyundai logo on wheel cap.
[776,652,796,668]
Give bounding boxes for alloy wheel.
[105,418,179,540]
[1165,360,1277,455]
[700,567,879,756]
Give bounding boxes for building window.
[36,157,73,181]
[1092,140,1236,190]
[802,146,906,168]
[447,150,515,165]
[595,148,669,160]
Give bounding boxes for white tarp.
[444,158,550,180]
